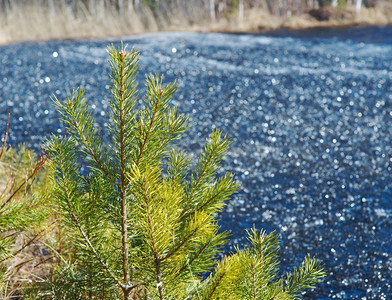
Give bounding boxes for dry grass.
[1,1,392,45]
[0,1,212,45]
[0,131,55,298]
[3,226,58,299]
[219,4,392,33]
[0,2,154,44]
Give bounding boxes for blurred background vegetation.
[0,0,391,44]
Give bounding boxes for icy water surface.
[1,26,392,298]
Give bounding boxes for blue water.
[1,26,391,298]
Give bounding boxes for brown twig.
[0,152,47,210]
[0,113,10,159]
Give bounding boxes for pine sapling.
[46,44,326,299]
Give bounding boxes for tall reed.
[0,0,211,44]
[0,0,391,44]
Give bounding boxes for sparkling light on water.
[0,28,392,299]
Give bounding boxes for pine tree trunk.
[123,288,131,300]
[119,48,130,300]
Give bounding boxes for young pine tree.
[45,44,326,299]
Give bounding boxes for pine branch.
[0,152,47,211]
[146,109,189,164]
[52,91,119,189]
[182,144,216,215]
[161,226,200,263]
[285,254,326,297]
[167,149,191,185]
[176,234,219,275]
[182,130,231,217]
[203,255,239,300]
[207,272,226,300]
[55,138,125,292]
[252,262,257,300]
[141,178,164,300]
[181,173,238,220]
[135,81,161,167]
[179,246,210,277]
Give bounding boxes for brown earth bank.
[213,4,392,33]
[0,3,392,45]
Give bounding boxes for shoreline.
[1,5,391,46]
[2,22,391,48]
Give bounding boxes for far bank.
[0,2,392,45]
